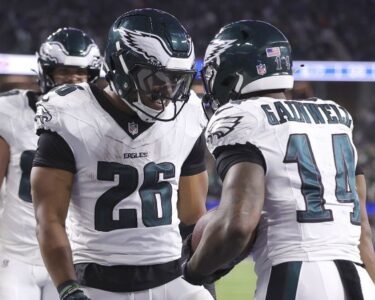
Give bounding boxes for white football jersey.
[35,83,207,266]
[0,184,4,215]
[205,97,362,275]
[0,90,40,265]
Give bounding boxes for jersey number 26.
[95,161,175,232]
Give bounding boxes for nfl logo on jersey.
[128,122,139,135]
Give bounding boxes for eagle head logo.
[206,115,243,144]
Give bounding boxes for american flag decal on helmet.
[266,47,281,57]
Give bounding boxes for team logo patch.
[256,63,267,76]
[117,28,193,67]
[266,47,281,57]
[206,115,243,144]
[34,104,52,125]
[128,121,139,136]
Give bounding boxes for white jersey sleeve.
[206,97,361,275]
[0,90,41,265]
[34,83,205,266]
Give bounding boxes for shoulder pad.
[0,89,30,115]
[205,104,259,153]
[34,83,93,135]
[179,89,207,130]
[0,89,21,98]
[34,102,54,134]
[41,83,87,103]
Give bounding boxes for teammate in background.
[31,9,213,300]
[182,20,375,299]
[0,27,101,300]
[357,170,375,282]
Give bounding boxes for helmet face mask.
[104,9,196,123]
[202,20,294,118]
[132,65,195,103]
[50,66,89,86]
[201,64,220,119]
[37,27,101,93]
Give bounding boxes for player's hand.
[182,259,234,285]
[181,234,235,285]
[58,280,91,300]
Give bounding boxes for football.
[191,208,217,251]
[191,208,255,259]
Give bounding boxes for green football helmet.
[37,27,101,93]
[201,20,293,117]
[104,8,196,122]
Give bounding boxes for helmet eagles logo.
[35,104,52,125]
[39,43,59,64]
[206,115,243,144]
[117,28,176,66]
[204,39,236,66]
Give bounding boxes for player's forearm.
[359,229,375,282]
[178,172,208,225]
[361,245,375,282]
[189,215,253,275]
[0,137,10,188]
[36,221,77,287]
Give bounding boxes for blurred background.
[1,0,375,297]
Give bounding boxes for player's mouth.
[149,99,170,110]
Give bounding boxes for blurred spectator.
[286,81,314,99]
[1,0,375,60]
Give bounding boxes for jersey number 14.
[284,133,360,225]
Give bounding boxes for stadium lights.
[195,59,375,82]
[1,53,375,82]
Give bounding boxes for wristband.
[57,280,82,300]
[182,261,205,286]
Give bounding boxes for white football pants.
[255,260,375,300]
[0,251,58,300]
[83,276,214,300]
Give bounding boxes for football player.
[0,27,101,300]
[31,9,214,300]
[182,20,375,299]
[357,170,375,281]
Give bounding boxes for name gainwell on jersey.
[261,100,352,127]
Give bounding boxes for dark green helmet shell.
[202,20,293,110]
[103,8,195,122]
[37,27,101,93]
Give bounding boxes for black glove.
[203,282,217,300]
[58,280,91,300]
[181,233,194,266]
[181,234,235,285]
